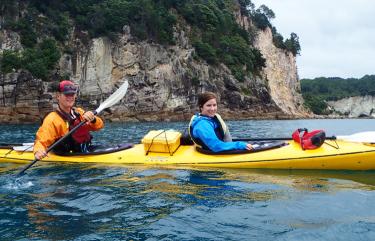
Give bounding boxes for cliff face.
[234,12,308,118]
[327,96,375,117]
[254,28,308,117]
[0,11,309,123]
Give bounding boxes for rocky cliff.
[254,28,307,117]
[0,9,309,123]
[327,96,375,118]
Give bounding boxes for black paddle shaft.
[17,120,87,176]
[233,136,337,141]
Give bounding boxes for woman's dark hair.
[198,92,217,111]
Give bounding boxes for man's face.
[57,92,76,110]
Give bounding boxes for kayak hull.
[1,140,375,170]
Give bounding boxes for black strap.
[324,140,340,149]
[145,130,174,156]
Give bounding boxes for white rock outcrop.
[327,96,375,117]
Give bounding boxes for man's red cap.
[59,80,78,94]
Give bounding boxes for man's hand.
[34,150,48,160]
[83,111,96,123]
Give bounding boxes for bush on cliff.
[0,39,61,80]
[1,0,294,82]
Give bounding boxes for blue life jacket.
[188,113,228,150]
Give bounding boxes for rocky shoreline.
[1,8,311,124]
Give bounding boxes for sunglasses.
[62,92,76,97]
[60,84,78,94]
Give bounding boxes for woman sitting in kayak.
[33,80,104,160]
[189,92,252,153]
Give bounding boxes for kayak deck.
[1,140,375,170]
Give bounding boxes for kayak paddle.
[234,131,375,143]
[336,131,375,143]
[17,80,129,176]
[233,137,336,141]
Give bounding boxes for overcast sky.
[251,0,375,79]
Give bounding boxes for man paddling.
[33,80,104,160]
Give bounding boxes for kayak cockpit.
[53,143,134,156]
[195,140,288,155]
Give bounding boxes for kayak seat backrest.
[196,141,287,155]
[54,143,134,156]
[180,131,194,146]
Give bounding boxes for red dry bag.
[292,128,326,150]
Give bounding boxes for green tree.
[303,94,328,115]
[252,12,270,30]
[272,33,285,49]
[258,4,275,19]
[14,18,38,48]
[285,32,301,56]
[10,38,61,80]
[238,0,255,16]
[0,50,22,73]
[193,40,217,64]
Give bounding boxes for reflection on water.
[1,164,375,240]
[238,169,375,188]
[1,120,375,240]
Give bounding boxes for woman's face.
[201,98,217,117]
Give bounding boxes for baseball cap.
[58,80,78,94]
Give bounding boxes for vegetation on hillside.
[1,0,300,81]
[1,39,61,79]
[239,1,301,56]
[301,75,375,114]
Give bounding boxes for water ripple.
[1,121,375,240]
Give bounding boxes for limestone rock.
[0,30,23,53]
[254,28,309,117]
[327,96,375,117]
[0,9,310,123]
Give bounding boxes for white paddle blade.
[337,131,375,143]
[13,145,34,152]
[95,80,129,114]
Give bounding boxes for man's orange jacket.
[33,108,104,155]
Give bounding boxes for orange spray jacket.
[33,108,104,155]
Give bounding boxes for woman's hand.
[245,143,253,150]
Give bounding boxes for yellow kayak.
[1,130,375,170]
